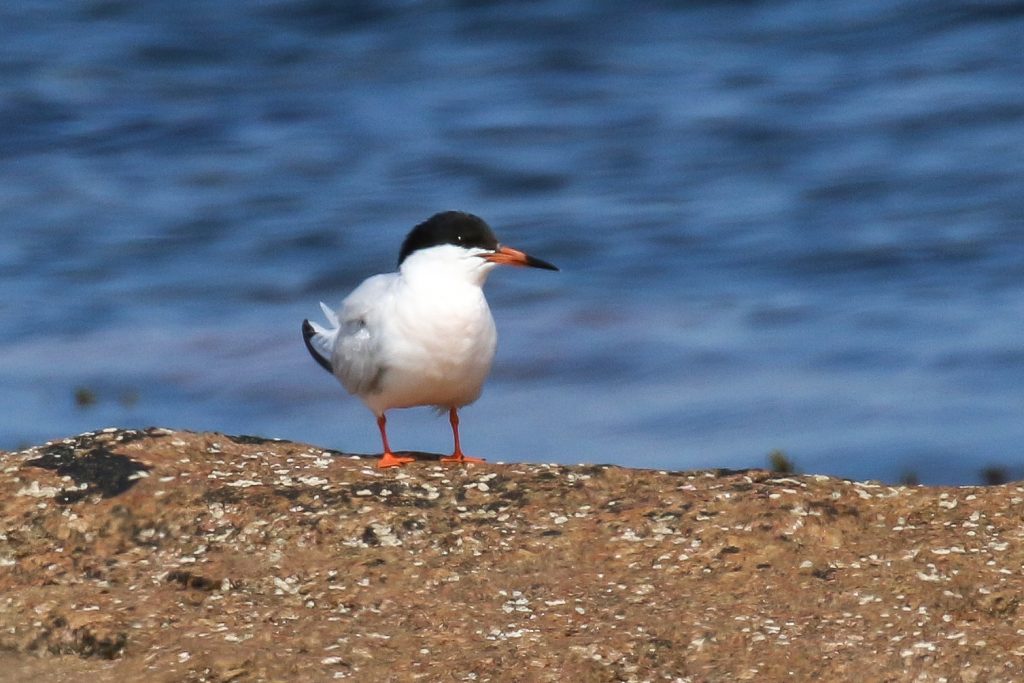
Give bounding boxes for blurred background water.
[2,0,1022,484]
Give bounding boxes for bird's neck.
[399,251,494,290]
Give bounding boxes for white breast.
[329,244,502,416]
[374,278,497,412]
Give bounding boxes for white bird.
[302,211,558,469]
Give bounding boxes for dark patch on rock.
[712,468,754,478]
[645,510,682,520]
[29,615,127,660]
[224,433,293,446]
[501,488,527,503]
[167,570,220,591]
[25,436,150,503]
[204,487,245,505]
[315,490,353,508]
[812,565,838,580]
[576,465,609,477]
[401,519,425,531]
[56,488,89,504]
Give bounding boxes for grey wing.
[332,274,394,396]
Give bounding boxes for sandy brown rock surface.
[2,428,1023,682]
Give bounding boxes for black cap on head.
[398,211,499,266]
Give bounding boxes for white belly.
[363,284,497,414]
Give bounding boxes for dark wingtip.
[302,319,333,373]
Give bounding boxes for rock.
[2,428,1023,681]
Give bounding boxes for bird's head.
[398,211,558,283]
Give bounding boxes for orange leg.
[376,414,414,469]
[440,407,485,464]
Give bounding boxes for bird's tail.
[302,302,339,374]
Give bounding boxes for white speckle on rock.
[16,481,61,498]
[226,479,262,488]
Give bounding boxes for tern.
[302,211,558,468]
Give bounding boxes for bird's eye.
[456,235,464,242]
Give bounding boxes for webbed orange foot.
[377,452,415,469]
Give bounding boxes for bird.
[302,211,558,469]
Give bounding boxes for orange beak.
[484,245,559,271]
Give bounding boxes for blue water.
[2,1,1023,484]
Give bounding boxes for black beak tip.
[527,255,559,271]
